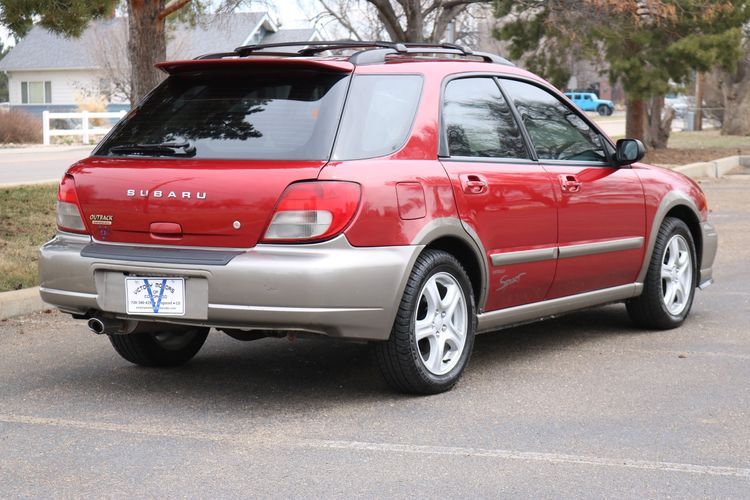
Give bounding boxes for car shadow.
[44,303,653,415]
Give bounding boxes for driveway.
[0,179,748,498]
[0,146,94,186]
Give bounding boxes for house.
[0,12,319,115]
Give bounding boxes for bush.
[0,109,42,144]
[77,96,108,127]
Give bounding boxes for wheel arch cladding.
[665,205,702,271]
[424,236,483,307]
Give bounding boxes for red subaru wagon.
[39,42,717,394]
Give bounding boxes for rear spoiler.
[156,58,355,75]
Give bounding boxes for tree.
[707,34,750,135]
[0,41,9,101]
[312,0,491,44]
[0,0,247,104]
[494,0,750,148]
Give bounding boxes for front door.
[500,79,646,299]
[439,76,558,311]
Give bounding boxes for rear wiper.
[109,142,196,157]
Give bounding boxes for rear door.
[500,78,646,298]
[439,76,558,311]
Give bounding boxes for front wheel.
[375,249,476,394]
[109,327,209,367]
[627,217,697,329]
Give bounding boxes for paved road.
[0,146,94,186]
[1,179,748,498]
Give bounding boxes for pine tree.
[494,0,750,147]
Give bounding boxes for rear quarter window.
[332,74,423,160]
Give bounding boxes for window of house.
[21,81,52,104]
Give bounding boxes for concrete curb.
[674,155,750,179]
[0,287,47,320]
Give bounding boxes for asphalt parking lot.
[1,178,748,498]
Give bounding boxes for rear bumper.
[699,220,718,288]
[39,232,422,341]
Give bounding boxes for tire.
[109,327,209,367]
[597,104,611,116]
[375,249,476,394]
[627,217,697,329]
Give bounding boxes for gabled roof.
[0,12,318,72]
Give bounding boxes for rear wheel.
[627,217,697,329]
[597,104,612,116]
[109,327,209,367]
[375,249,476,394]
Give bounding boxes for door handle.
[559,174,582,193]
[460,174,488,195]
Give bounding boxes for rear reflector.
[56,174,87,233]
[262,181,360,243]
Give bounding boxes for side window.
[573,94,581,100]
[333,74,422,160]
[501,79,606,162]
[442,77,528,159]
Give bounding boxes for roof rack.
[195,40,514,66]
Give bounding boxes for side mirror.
[615,139,645,166]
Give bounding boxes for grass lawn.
[644,130,750,167]
[0,183,57,292]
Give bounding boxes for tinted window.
[96,69,350,160]
[501,80,606,162]
[333,75,422,160]
[442,78,528,159]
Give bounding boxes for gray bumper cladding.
[38,233,422,341]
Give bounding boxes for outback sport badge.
[126,189,207,199]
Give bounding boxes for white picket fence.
[42,110,127,145]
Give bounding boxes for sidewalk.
[0,145,94,187]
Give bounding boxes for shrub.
[0,109,42,144]
[77,96,108,127]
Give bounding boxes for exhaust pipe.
[87,317,133,335]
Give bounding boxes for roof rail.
[196,40,514,67]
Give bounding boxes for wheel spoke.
[663,281,676,308]
[661,264,672,280]
[444,286,462,319]
[427,337,446,373]
[667,238,680,266]
[415,319,435,341]
[443,324,463,351]
[423,278,441,315]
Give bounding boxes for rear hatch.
[71,63,352,248]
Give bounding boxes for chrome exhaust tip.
[87,317,106,334]
[87,316,135,335]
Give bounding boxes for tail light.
[262,181,360,243]
[57,174,87,233]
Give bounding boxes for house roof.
[0,12,318,72]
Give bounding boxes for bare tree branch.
[159,0,192,21]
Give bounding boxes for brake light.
[262,181,361,243]
[56,174,87,233]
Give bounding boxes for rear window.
[332,75,423,160]
[95,69,350,160]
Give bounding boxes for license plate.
[125,277,185,316]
